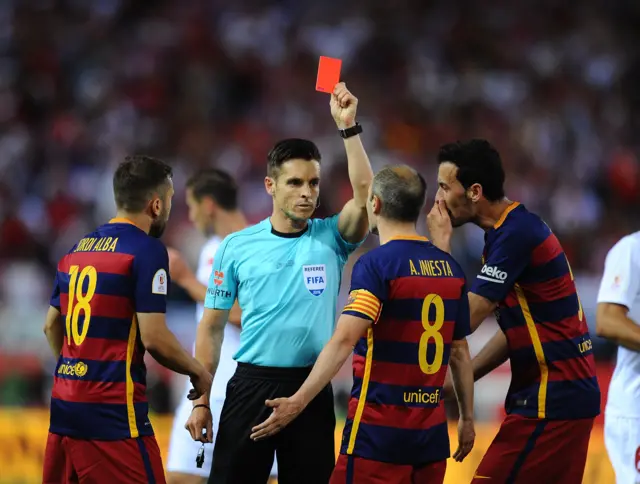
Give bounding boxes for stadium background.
[1,0,639,482]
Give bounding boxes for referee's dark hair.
[437,139,505,202]
[113,155,173,212]
[267,138,321,178]
[186,168,238,211]
[372,165,427,223]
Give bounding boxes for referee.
[186,82,373,484]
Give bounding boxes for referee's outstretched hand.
[249,397,305,441]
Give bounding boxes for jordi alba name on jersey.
[471,202,600,420]
[48,218,169,440]
[340,237,471,465]
[204,215,362,367]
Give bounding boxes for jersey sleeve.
[204,236,238,310]
[132,238,170,313]
[597,237,640,309]
[50,273,61,310]
[453,282,471,340]
[342,256,386,323]
[471,230,531,302]
[321,214,365,262]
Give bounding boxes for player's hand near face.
[249,396,305,441]
[427,200,453,254]
[453,417,475,462]
[185,405,214,443]
[331,82,358,129]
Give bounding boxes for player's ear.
[202,196,216,216]
[372,194,382,215]
[149,197,162,218]
[264,176,276,197]
[467,183,482,203]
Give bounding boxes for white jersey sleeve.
[597,233,640,310]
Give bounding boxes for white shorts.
[605,414,640,484]
[166,382,279,478]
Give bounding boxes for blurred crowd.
[0,0,638,409]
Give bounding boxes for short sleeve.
[453,283,471,340]
[321,214,365,261]
[471,230,531,302]
[133,239,170,313]
[597,237,640,310]
[50,273,61,310]
[342,256,386,323]
[204,236,238,310]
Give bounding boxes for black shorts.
[209,362,336,484]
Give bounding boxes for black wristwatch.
[339,122,363,139]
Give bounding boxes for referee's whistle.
[196,429,206,468]
[196,444,205,468]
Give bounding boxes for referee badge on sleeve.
[303,264,326,296]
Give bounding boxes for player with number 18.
[42,156,213,484]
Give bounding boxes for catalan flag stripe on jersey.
[471,203,600,420]
[48,218,170,440]
[339,236,471,466]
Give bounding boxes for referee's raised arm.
[332,82,374,244]
[189,83,373,484]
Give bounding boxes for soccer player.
[42,156,213,484]
[595,231,640,484]
[165,168,277,483]
[185,82,373,484]
[250,165,476,484]
[427,139,601,484]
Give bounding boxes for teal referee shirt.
[204,214,362,367]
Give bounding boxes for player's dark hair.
[267,139,321,178]
[372,165,427,223]
[437,139,505,202]
[113,155,173,212]
[186,168,238,211]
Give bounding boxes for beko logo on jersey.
[478,265,507,283]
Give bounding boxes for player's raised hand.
[249,397,305,441]
[185,405,213,443]
[453,417,475,462]
[331,82,358,129]
[426,200,453,254]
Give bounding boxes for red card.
[316,56,342,93]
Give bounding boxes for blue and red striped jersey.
[48,218,170,440]
[340,236,470,465]
[471,202,600,420]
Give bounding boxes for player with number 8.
[250,165,475,484]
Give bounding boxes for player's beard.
[149,209,169,238]
[447,200,472,227]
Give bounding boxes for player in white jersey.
[166,168,277,484]
[596,231,640,484]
